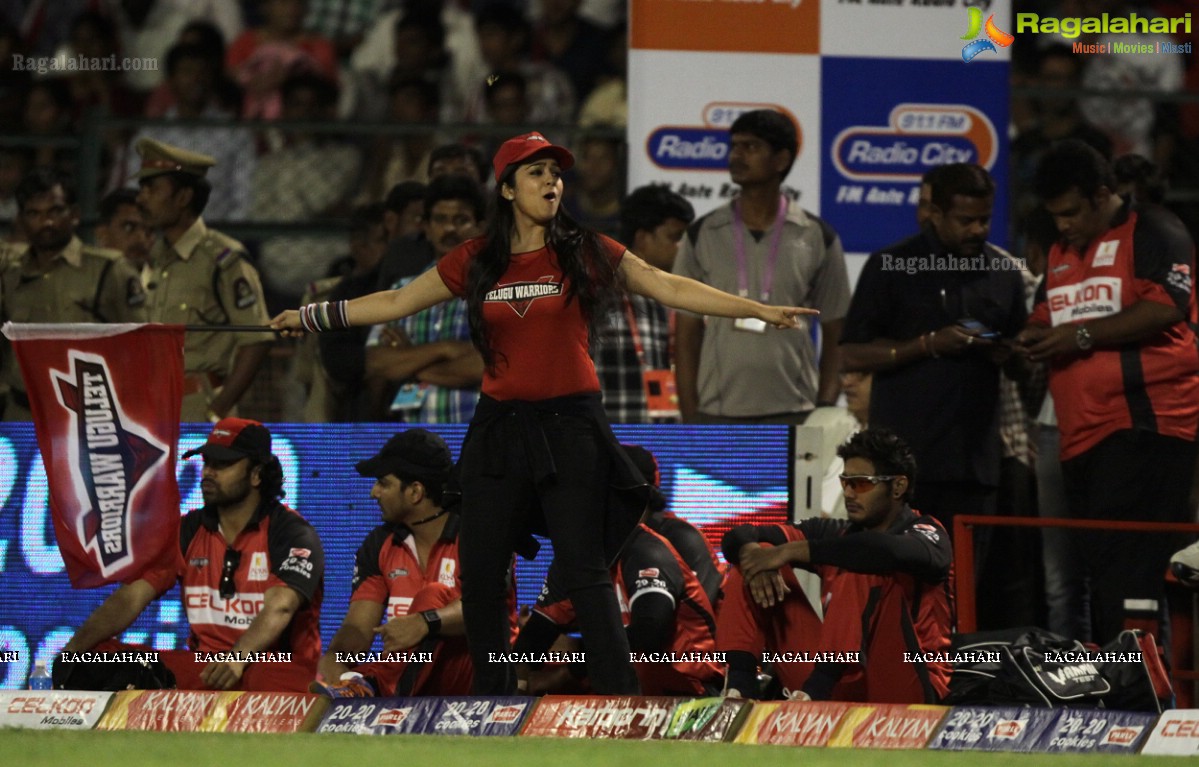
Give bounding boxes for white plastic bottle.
[27,660,52,690]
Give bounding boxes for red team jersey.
[436,235,627,400]
[144,502,325,671]
[352,516,465,617]
[534,525,723,695]
[1029,203,1199,461]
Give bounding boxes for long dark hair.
[465,164,623,372]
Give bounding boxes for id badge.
[643,369,679,418]
[733,317,768,333]
[389,382,428,413]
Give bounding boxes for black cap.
[182,418,272,461]
[356,429,453,480]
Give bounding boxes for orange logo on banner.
[631,0,819,54]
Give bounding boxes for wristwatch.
[1075,324,1094,351]
[421,609,442,638]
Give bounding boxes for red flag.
[2,322,185,588]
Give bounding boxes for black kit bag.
[1098,629,1174,713]
[52,656,176,691]
[944,626,1111,707]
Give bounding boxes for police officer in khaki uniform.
[135,138,273,422]
[0,168,148,421]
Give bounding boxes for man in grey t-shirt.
[673,109,850,423]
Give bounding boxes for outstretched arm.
[620,251,817,328]
[271,267,455,333]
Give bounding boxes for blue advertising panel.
[0,423,790,688]
[820,56,1010,255]
[928,706,1058,752]
[314,697,436,735]
[1035,709,1157,754]
[424,697,532,736]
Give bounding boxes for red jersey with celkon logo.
[144,502,324,670]
[436,235,627,400]
[1029,202,1199,461]
[351,515,464,618]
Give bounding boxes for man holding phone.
[839,164,1027,547]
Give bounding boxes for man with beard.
[60,418,325,692]
[840,163,1027,539]
[0,168,146,421]
[313,429,506,697]
[95,188,155,287]
[363,175,486,422]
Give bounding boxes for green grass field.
[0,731,1189,767]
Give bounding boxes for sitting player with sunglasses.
[716,427,953,703]
[60,419,324,692]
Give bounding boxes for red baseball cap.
[183,417,272,461]
[492,132,574,182]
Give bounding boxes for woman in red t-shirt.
[273,132,816,695]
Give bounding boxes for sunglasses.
[219,549,242,599]
[838,474,897,493]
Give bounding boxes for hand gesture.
[759,305,820,329]
[270,310,304,338]
[374,614,429,653]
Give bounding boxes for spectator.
[144,20,242,117]
[0,0,91,57]
[563,135,622,239]
[840,163,1027,544]
[252,71,361,304]
[531,0,612,107]
[363,174,486,423]
[718,428,953,703]
[0,146,32,227]
[60,418,324,692]
[107,0,244,94]
[226,0,338,120]
[0,167,147,421]
[123,42,257,222]
[373,179,429,294]
[576,22,626,129]
[356,75,442,204]
[314,429,509,697]
[465,3,575,125]
[593,184,693,423]
[426,142,487,187]
[673,109,851,424]
[21,78,77,178]
[1113,152,1168,205]
[1018,139,1199,645]
[56,11,141,118]
[293,203,386,422]
[0,19,32,133]
[348,0,481,123]
[303,0,389,61]
[95,187,155,284]
[134,137,272,421]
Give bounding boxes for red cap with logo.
[183,417,272,461]
[491,132,574,182]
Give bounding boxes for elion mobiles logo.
[52,351,169,575]
[960,6,1013,62]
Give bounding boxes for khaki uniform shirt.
[0,237,148,398]
[144,217,273,378]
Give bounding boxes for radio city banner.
[628,0,1011,258]
[1,322,185,588]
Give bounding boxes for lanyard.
[623,297,647,369]
[732,194,788,301]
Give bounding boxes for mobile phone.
[957,318,1001,340]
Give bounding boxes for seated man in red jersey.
[516,522,725,696]
[718,428,953,703]
[60,419,325,692]
[624,444,724,609]
[314,429,512,697]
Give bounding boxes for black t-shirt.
[841,229,1027,485]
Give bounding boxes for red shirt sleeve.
[436,239,484,297]
[597,234,627,268]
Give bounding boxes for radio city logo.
[832,103,998,186]
[646,103,801,171]
[52,351,169,575]
[960,6,1013,62]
